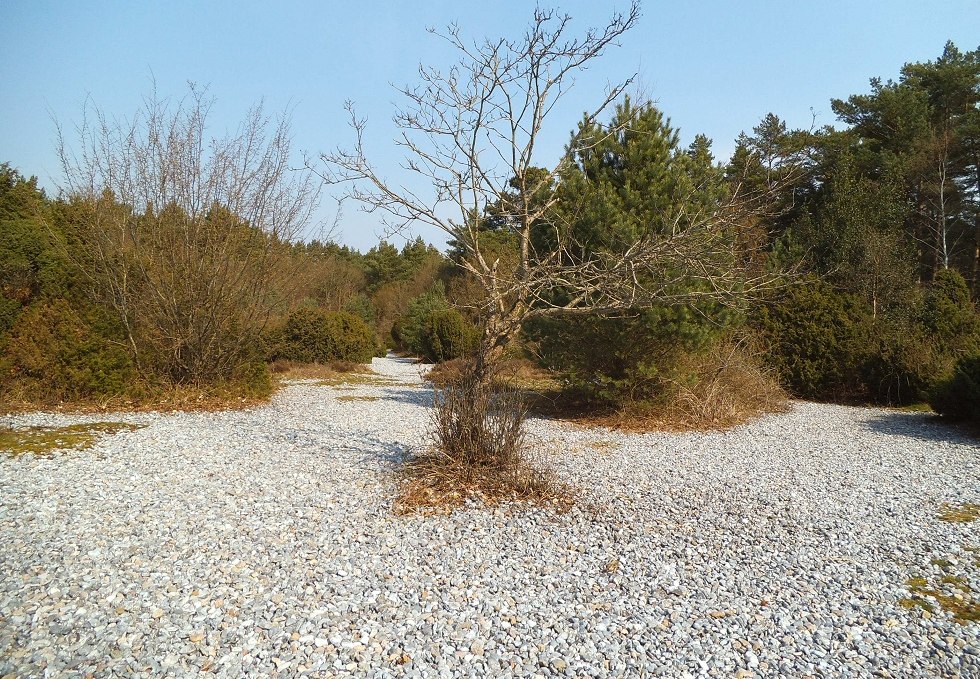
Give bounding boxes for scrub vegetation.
[1,6,977,508]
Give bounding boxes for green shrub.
[929,355,980,427]
[342,294,376,326]
[394,286,449,354]
[858,317,940,405]
[269,308,375,364]
[526,302,732,407]
[419,308,480,362]
[0,298,134,402]
[526,313,664,406]
[754,279,868,401]
[230,358,274,398]
[922,269,979,357]
[756,273,980,405]
[0,296,20,339]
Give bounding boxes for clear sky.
[1,0,977,251]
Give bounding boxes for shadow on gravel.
[341,434,410,469]
[378,386,435,408]
[385,355,424,364]
[863,412,977,446]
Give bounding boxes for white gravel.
[1,355,978,678]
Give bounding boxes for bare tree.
[319,3,792,378]
[57,84,319,384]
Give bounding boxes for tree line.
[1,31,978,424]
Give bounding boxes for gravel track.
[1,355,978,678]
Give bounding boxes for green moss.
[930,591,980,623]
[899,597,936,613]
[938,503,980,523]
[0,422,144,457]
[905,569,980,624]
[931,558,953,570]
[336,395,381,402]
[941,575,971,592]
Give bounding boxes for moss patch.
[938,503,980,523]
[899,597,936,613]
[0,422,144,457]
[336,395,381,402]
[941,575,971,592]
[904,571,980,624]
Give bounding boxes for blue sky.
[1,0,977,250]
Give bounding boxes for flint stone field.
[0,356,978,678]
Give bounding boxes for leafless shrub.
[396,360,567,513]
[56,84,319,386]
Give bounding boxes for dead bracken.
[0,422,144,457]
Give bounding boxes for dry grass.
[395,451,571,514]
[0,360,380,416]
[531,339,786,433]
[396,361,570,514]
[422,358,470,386]
[271,360,394,388]
[938,503,980,524]
[425,340,785,433]
[654,339,788,430]
[0,383,271,416]
[425,357,560,391]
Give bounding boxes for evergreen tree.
[792,153,915,317]
[832,42,980,287]
[528,99,739,404]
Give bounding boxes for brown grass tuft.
[0,382,271,416]
[422,358,469,386]
[426,357,560,391]
[396,361,569,514]
[658,337,788,430]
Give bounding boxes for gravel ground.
[1,355,978,678]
